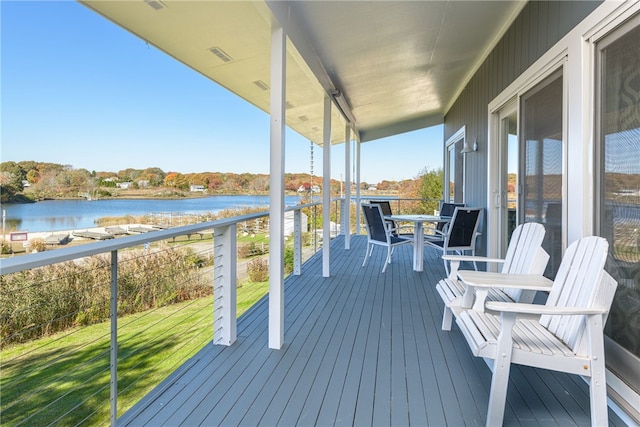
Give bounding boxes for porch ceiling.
[80,0,525,145]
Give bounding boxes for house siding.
[444,0,602,253]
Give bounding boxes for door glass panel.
[498,109,518,256]
[505,112,518,242]
[448,144,456,201]
[447,139,465,203]
[520,71,564,278]
[597,22,640,394]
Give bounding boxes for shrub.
[28,238,47,253]
[0,239,11,254]
[284,247,294,274]
[247,257,268,282]
[238,242,266,258]
[1,245,211,347]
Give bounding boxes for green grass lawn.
[1,279,269,426]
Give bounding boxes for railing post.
[110,250,118,427]
[293,209,302,275]
[340,199,345,236]
[213,224,237,346]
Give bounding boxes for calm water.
[1,195,302,232]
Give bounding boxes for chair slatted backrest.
[539,236,613,355]
[500,222,548,301]
[370,201,397,233]
[370,200,393,217]
[502,222,544,273]
[446,207,482,250]
[438,202,466,231]
[362,204,388,243]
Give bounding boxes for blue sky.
[1,1,443,184]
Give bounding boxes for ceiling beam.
[266,0,359,135]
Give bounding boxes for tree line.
[0,160,444,204]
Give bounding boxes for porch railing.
[0,196,439,425]
[1,201,342,426]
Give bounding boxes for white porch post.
[213,224,237,346]
[355,139,361,235]
[322,95,331,277]
[269,24,285,350]
[344,125,351,249]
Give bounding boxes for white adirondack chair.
[456,236,617,426]
[436,222,549,330]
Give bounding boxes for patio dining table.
[387,214,451,272]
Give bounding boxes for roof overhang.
[80,0,525,145]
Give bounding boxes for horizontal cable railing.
[1,201,338,426]
[1,196,441,425]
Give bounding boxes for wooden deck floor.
[120,235,625,426]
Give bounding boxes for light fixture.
[461,138,478,154]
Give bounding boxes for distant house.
[190,185,206,192]
[116,182,133,189]
[137,180,149,188]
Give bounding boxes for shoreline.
[4,224,156,253]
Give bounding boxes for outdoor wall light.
[461,137,478,153]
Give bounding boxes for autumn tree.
[164,172,189,190]
[0,161,25,198]
[395,168,443,213]
[415,167,443,214]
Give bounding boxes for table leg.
[414,222,424,271]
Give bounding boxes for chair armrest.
[442,254,505,263]
[443,255,505,279]
[466,279,553,292]
[457,271,553,310]
[457,272,554,292]
[485,301,609,316]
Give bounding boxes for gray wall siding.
[443,0,602,254]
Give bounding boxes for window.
[445,127,465,203]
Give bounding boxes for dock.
[105,226,128,236]
[43,233,70,245]
[127,226,157,234]
[72,230,114,240]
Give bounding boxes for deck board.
[120,235,626,426]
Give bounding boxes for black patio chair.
[369,200,413,237]
[437,202,466,231]
[425,206,482,276]
[361,203,413,273]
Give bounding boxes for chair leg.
[362,243,373,267]
[487,360,510,426]
[472,248,478,271]
[382,246,392,273]
[441,307,453,331]
[486,313,516,427]
[443,256,450,277]
[588,316,609,426]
